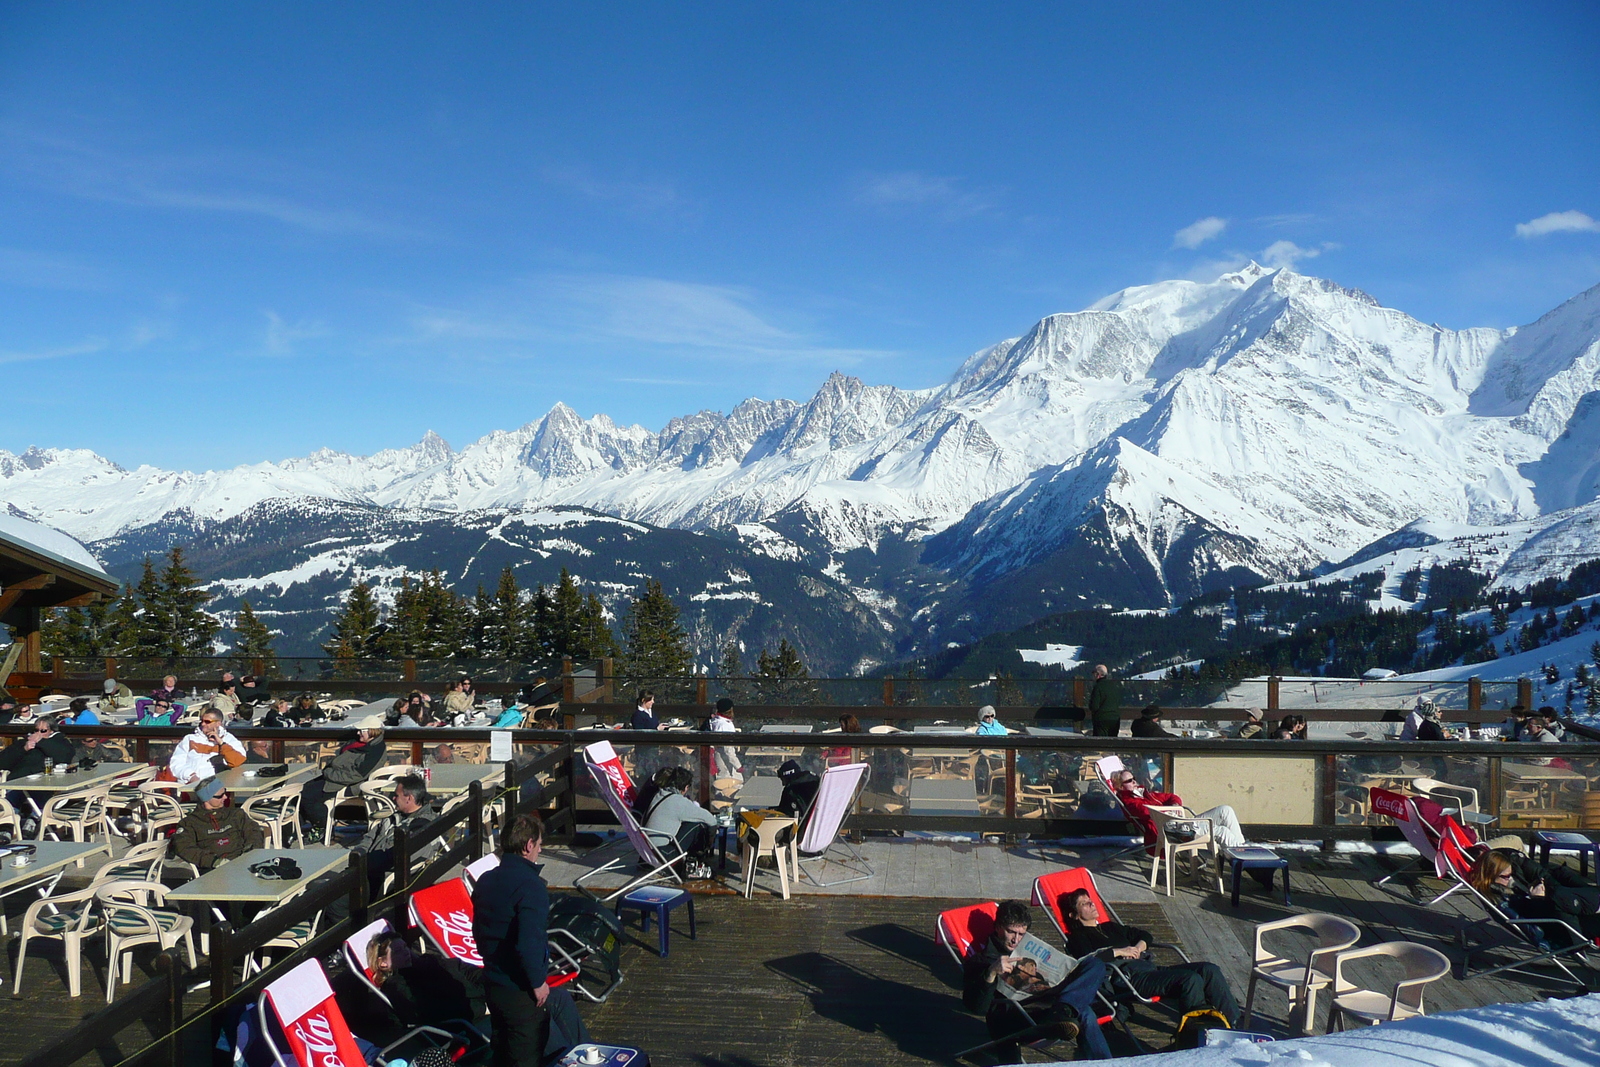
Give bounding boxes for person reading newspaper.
[962,899,1111,1061]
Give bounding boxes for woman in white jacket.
[168,709,247,783]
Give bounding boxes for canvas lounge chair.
[258,956,468,1067]
[1440,826,1600,989]
[1031,866,1189,1044]
[1369,787,1477,904]
[572,740,689,904]
[408,877,618,1003]
[936,900,1114,1061]
[794,761,874,887]
[1091,755,1156,863]
[340,917,489,1059]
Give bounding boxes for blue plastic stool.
[615,885,695,957]
[1220,846,1290,907]
[1532,830,1600,877]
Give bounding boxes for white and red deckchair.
[795,762,873,888]
[337,918,487,1062]
[572,740,688,904]
[462,853,500,894]
[408,876,586,994]
[258,958,378,1067]
[1369,787,1477,903]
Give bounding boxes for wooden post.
[1468,676,1482,716]
[209,919,235,1066]
[161,950,184,1067]
[104,656,116,680]
[1488,755,1503,822]
[1073,677,1087,706]
[562,657,575,703]
[699,744,713,808]
[349,850,369,927]
[470,780,485,859]
[1004,748,1017,819]
[272,738,284,762]
[882,677,894,706]
[251,658,265,677]
[412,740,424,765]
[19,614,41,673]
[1320,754,1337,851]
[403,659,417,683]
[696,676,708,705]
[50,656,64,681]
[1267,676,1281,712]
[1518,677,1533,709]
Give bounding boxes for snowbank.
[1035,992,1600,1066]
[0,510,109,576]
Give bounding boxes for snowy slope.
[4,268,1600,638]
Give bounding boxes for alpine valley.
[5,263,1600,672]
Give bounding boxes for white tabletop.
[3,761,139,794]
[165,847,351,904]
[735,776,784,810]
[1503,762,1587,782]
[1025,725,1082,736]
[758,724,814,733]
[0,841,111,888]
[416,764,506,795]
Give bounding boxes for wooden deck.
[1,839,1590,1066]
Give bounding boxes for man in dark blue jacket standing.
[473,814,552,1067]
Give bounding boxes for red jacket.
[1115,786,1183,850]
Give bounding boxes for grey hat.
[195,777,226,803]
[103,678,118,694]
[978,705,997,720]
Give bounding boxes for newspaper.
[996,934,1076,1001]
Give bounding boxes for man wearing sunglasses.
[1,714,75,836]
[170,776,263,871]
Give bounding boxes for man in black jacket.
[961,899,1111,1061]
[169,776,265,871]
[1060,887,1238,1024]
[2,715,76,834]
[1130,705,1176,739]
[472,813,586,1066]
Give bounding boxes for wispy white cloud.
[0,339,106,365]
[855,171,995,220]
[263,311,330,355]
[412,273,893,366]
[0,247,112,291]
[541,165,696,221]
[1172,216,1227,249]
[1261,240,1338,269]
[1515,210,1600,239]
[4,123,423,239]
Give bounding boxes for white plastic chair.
[741,814,796,900]
[38,785,112,851]
[0,793,21,842]
[1242,912,1362,1034]
[325,789,395,844]
[96,879,198,1002]
[1411,777,1480,815]
[11,884,102,997]
[1147,805,1222,896]
[244,784,303,848]
[92,840,172,886]
[242,890,321,977]
[1327,941,1451,1030]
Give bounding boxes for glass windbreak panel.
[1480,683,1522,715]
[1498,755,1596,833]
[282,738,335,766]
[1012,748,1162,822]
[1334,753,1493,826]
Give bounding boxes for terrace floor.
[2,838,1591,1067]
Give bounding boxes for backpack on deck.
[1168,1008,1231,1050]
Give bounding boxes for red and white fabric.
[260,958,368,1067]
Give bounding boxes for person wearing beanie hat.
[975,705,1008,736]
[97,676,135,716]
[708,697,741,779]
[298,717,388,840]
[170,775,263,871]
[1236,708,1265,740]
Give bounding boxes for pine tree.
[623,579,692,679]
[323,580,383,661]
[531,569,615,662]
[40,590,129,660]
[1490,604,1509,634]
[756,639,816,704]
[482,567,526,660]
[574,592,618,662]
[1589,683,1600,713]
[127,548,218,660]
[466,584,493,659]
[718,640,743,678]
[380,571,472,658]
[230,600,278,670]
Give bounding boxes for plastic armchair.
[135,784,189,843]
[96,879,198,1003]
[325,789,395,844]
[242,889,321,977]
[1242,912,1361,1034]
[1146,806,1222,896]
[0,793,20,842]
[362,765,418,790]
[38,784,112,853]
[92,840,172,886]
[740,814,797,900]
[11,884,102,997]
[1410,777,1480,815]
[103,765,159,840]
[244,784,304,848]
[1327,941,1450,1030]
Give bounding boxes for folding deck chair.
[462,853,500,893]
[339,918,489,1062]
[936,901,1115,1061]
[1440,824,1600,990]
[1091,756,1156,863]
[408,877,621,1003]
[1032,867,1192,1046]
[572,741,689,904]
[1369,788,1476,904]
[258,957,462,1067]
[794,762,874,888]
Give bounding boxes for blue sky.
[1,3,1597,470]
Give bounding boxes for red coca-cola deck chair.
[1369,788,1478,904]
[259,957,460,1067]
[1032,866,1194,1027]
[936,901,1116,1060]
[408,876,620,1003]
[573,740,689,904]
[338,918,488,1062]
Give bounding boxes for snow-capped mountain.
[5,264,1600,659]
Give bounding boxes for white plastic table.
[907,777,981,816]
[216,763,319,797]
[166,847,351,905]
[3,761,137,794]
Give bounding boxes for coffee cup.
[11,854,32,869]
[581,1047,605,1065]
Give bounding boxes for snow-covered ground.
[1019,643,1085,669]
[1038,992,1600,1066]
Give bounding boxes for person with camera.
[168,708,247,783]
[170,776,264,871]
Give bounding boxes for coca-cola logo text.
[1370,790,1409,820]
[291,1010,352,1067]
[430,908,482,965]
